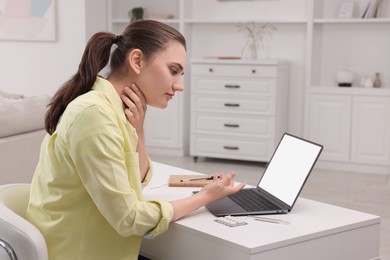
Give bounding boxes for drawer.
[191,113,275,137]
[191,78,276,96]
[190,135,274,161]
[191,95,275,115]
[192,64,277,78]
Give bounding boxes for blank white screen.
[258,134,322,206]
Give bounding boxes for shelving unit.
[107,0,183,33]
[107,0,390,173]
[305,0,390,174]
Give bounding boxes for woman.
[27,20,244,260]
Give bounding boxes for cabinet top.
[191,58,288,66]
[307,86,390,96]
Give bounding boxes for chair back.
[0,184,48,260]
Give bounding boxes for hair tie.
[114,35,122,45]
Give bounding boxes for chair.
[0,183,48,260]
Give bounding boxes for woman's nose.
[173,80,184,92]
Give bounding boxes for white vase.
[364,77,373,88]
[249,41,258,59]
[359,75,368,87]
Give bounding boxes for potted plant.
[237,22,277,59]
[129,7,144,23]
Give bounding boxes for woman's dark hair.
[45,20,186,134]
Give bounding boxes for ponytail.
[45,32,116,134]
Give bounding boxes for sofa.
[0,91,50,185]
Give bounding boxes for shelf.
[184,19,307,24]
[191,58,284,65]
[111,19,180,24]
[313,18,390,24]
[307,86,390,96]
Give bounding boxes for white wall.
[0,0,87,96]
[85,0,108,39]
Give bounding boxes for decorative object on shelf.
[337,2,355,18]
[129,7,144,23]
[361,0,383,18]
[359,75,369,87]
[205,56,241,60]
[237,22,277,59]
[149,13,175,20]
[336,70,354,87]
[373,72,382,88]
[364,77,374,88]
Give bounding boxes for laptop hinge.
[256,187,291,210]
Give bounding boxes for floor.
[151,154,390,260]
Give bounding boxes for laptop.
[205,133,323,216]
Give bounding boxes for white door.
[351,96,390,166]
[307,94,352,162]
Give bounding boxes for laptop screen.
[258,134,323,206]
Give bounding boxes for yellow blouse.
[27,77,173,260]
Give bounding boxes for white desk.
[141,162,380,260]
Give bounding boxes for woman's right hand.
[121,83,147,135]
[199,172,245,203]
[169,173,244,222]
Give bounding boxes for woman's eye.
[170,67,178,75]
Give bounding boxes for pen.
[250,216,290,225]
[180,176,214,182]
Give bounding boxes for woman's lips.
[166,93,174,100]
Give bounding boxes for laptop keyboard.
[228,189,281,212]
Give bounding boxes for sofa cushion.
[0,95,51,138]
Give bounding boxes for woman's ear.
[128,49,143,75]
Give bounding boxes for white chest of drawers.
[190,59,289,162]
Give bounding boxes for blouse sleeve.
[65,105,173,238]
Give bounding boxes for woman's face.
[136,41,186,108]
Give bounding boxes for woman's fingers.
[212,171,244,190]
[121,93,136,123]
[121,83,147,133]
[121,90,135,109]
[122,84,146,115]
[215,172,235,184]
[233,182,246,191]
[213,172,222,181]
[130,83,147,111]
[220,172,245,193]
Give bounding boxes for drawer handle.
[223,146,239,150]
[224,123,240,128]
[225,84,240,89]
[252,69,256,74]
[224,103,240,107]
[209,68,213,73]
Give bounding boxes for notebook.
[205,133,323,216]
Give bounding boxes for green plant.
[237,22,277,59]
[129,7,144,23]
